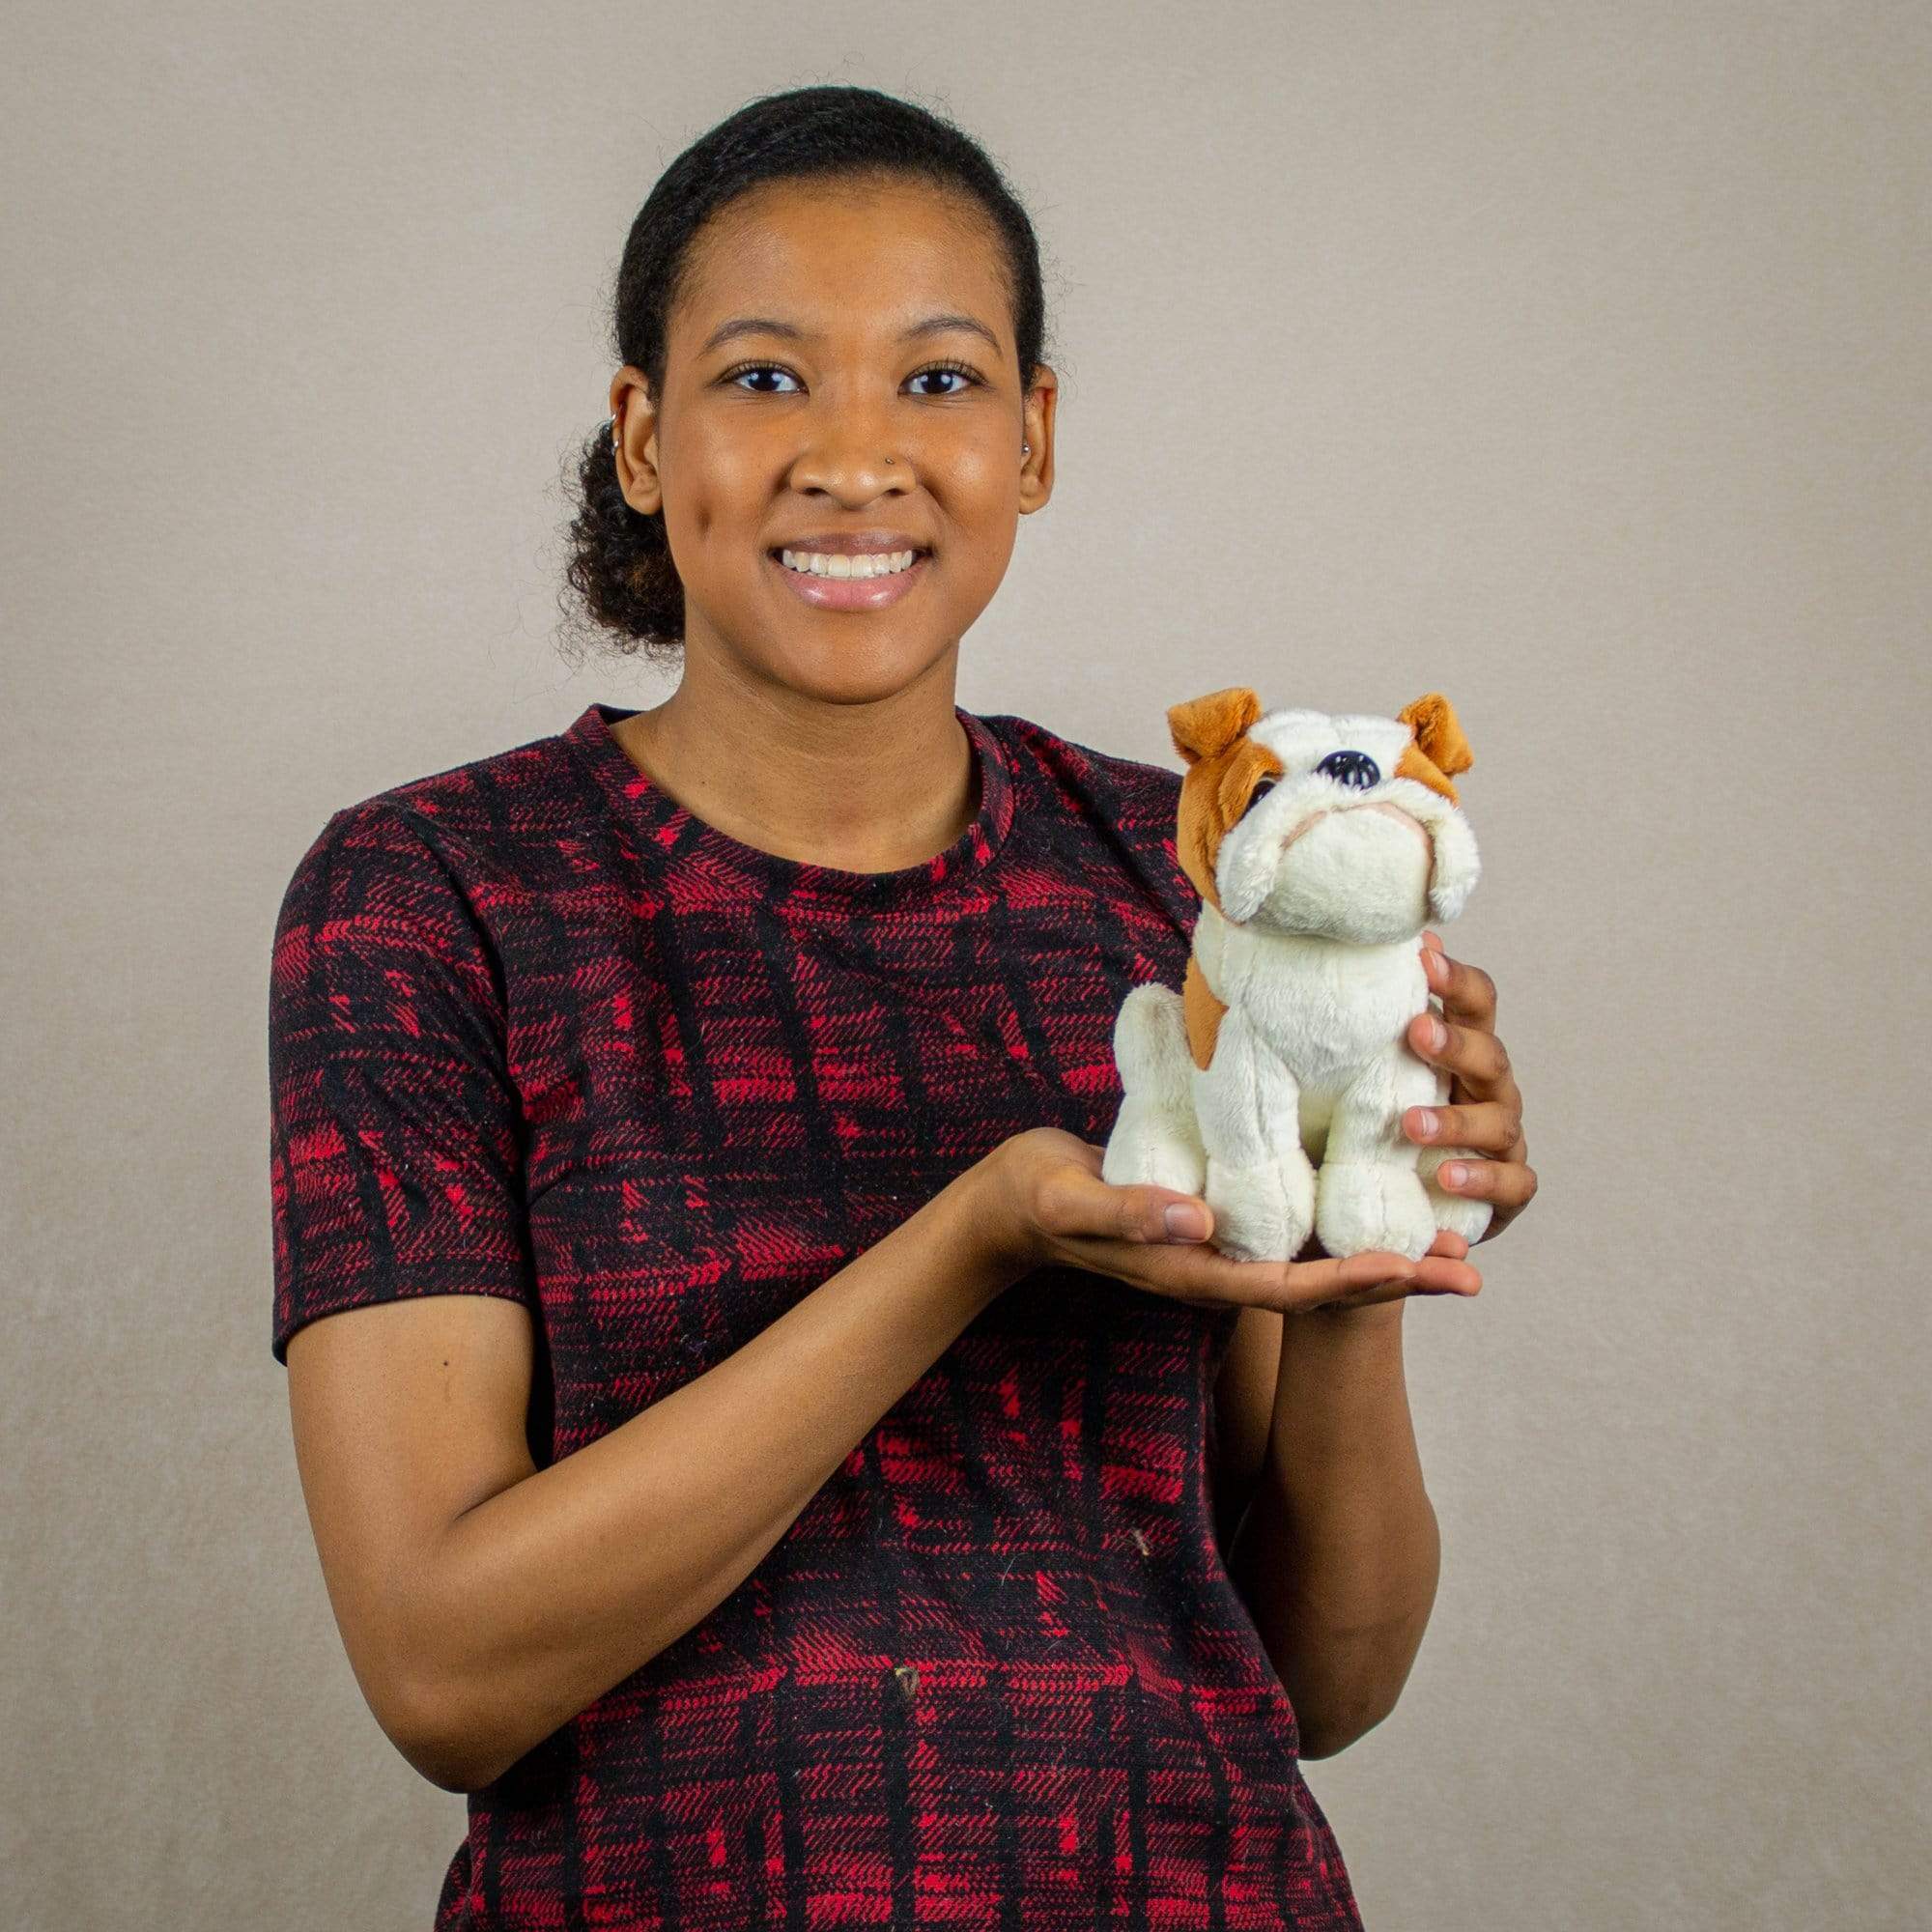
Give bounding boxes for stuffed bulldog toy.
[1103,687,1493,1265]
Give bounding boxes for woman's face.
[611,175,1054,706]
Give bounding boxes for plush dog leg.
[1314,1045,1438,1262]
[1192,1003,1315,1264]
[1101,982,1208,1196]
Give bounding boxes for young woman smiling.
[270,83,1537,1931]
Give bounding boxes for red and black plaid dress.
[269,699,1364,1929]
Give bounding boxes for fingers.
[1405,952,1533,1245]
[1406,1008,1514,1102]
[1414,946,1518,1122]
[1042,1137,1486,1310]
[1402,1095,1522,1159]
[1292,1250,1418,1305]
[1086,1222,1467,1314]
[1419,937,1496,1029]
[1299,1244,1486,1299]
[1037,1155,1216,1248]
[1416,1148,1540,1218]
[1156,1246,1424,1313]
[1409,1252,1482,1293]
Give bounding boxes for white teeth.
[779,548,921,579]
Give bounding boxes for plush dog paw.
[1315,1161,1437,1263]
[1416,1146,1493,1245]
[1101,1120,1208,1198]
[1203,1155,1315,1264]
[1425,1179,1493,1245]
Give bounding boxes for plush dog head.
[1166,688,1480,941]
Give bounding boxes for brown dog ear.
[1167,687,1264,767]
[1397,693,1473,777]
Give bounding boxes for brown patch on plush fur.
[1167,687,1263,767]
[1181,953,1227,1073]
[1395,692,1474,806]
[1165,687,1282,914]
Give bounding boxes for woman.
[270,83,1537,1929]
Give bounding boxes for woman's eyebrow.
[698,312,1002,355]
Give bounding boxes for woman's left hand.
[1403,931,1538,1248]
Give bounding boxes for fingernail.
[1440,1162,1466,1187]
[1413,1108,1438,1139]
[1425,1017,1447,1050]
[1164,1203,1208,1241]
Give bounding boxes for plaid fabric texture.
[269,701,1363,1929]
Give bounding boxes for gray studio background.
[5,3,1927,1926]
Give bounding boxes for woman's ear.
[1166,688,1263,767]
[609,366,663,518]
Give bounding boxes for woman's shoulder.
[980,707,1183,825]
[285,713,595,899]
[980,708,1194,932]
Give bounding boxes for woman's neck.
[608,676,979,875]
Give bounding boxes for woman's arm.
[287,1158,1023,1797]
[1222,1300,1439,1760]
[287,1111,1467,1798]
[1218,932,1538,1758]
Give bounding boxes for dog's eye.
[1239,777,1277,818]
[1317,750,1380,790]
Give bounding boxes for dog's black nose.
[1317,749,1380,789]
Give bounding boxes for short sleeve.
[268,799,538,1366]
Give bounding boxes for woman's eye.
[721,362,980,397]
[726,364,802,394]
[908,364,977,397]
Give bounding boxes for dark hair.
[557,84,1056,668]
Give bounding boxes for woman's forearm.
[409,1162,1021,1794]
[1224,1300,1440,1759]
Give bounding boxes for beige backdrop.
[5,2,1927,1926]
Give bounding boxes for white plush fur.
[1102,706,1493,1264]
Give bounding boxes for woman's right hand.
[974,1127,1482,1315]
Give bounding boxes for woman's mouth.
[766,546,933,611]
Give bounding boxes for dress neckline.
[562,700,1016,913]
